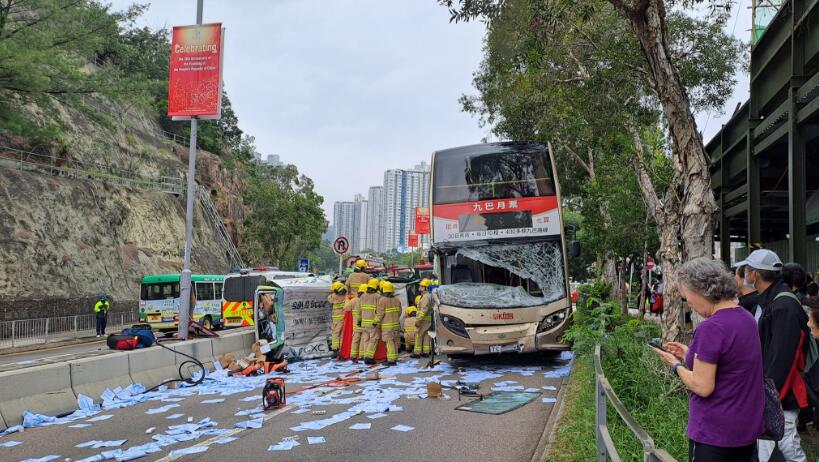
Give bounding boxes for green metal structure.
[707,0,819,270]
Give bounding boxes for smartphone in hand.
[648,338,668,353]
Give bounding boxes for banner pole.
[178,0,204,340]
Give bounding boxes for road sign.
[333,237,350,255]
[298,258,309,272]
[646,257,656,271]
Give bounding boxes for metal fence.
[0,312,141,349]
[0,145,184,195]
[595,344,677,462]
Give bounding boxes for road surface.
[0,353,571,462]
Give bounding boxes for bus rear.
[222,268,317,328]
[430,142,572,355]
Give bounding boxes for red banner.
[408,230,419,248]
[415,207,430,235]
[168,23,223,119]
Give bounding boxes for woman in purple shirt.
[653,257,764,462]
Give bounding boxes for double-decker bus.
[139,274,224,331]
[429,142,573,355]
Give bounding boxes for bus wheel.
[203,316,213,330]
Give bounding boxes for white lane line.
[153,404,294,462]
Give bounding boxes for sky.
[111,0,753,221]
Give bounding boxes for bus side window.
[196,282,214,302]
[162,283,175,300]
[214,282,223,300]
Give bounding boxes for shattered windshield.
[437,240,566,308]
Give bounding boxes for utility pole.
[178,0,204,340]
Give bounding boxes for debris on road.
[349,423,371,430]
[0,440,22,447]
[307,436,326,444]
[391,425,414,432]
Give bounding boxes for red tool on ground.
[262,378,287,410]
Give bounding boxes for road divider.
[0,329,256,430]
[70,351,134,401]
[0,363,77,430]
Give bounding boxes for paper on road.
[349,423,371,430]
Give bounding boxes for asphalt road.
[0,353,571,462]
[0,340,110,369]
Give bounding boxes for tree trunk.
[638,242,648,320]
[610,0,717,338]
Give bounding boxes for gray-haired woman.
[652,257,764,462]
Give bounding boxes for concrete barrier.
[0,363,77,428]
[70,352,133,401]
[173,338,215,379]
[127,345,178,390]
[212,330,254,363]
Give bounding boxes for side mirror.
[569,240,581,258]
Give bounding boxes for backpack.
[106,333,139,350]
[773,291,819,407]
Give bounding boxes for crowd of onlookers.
[651,249,819,462]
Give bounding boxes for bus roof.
[140,274,224,284]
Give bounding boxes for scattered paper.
[307,436,326,444]
[268,441,298,451]
[367,413,387,419]
[20,456,60,462]
[0,424,23,435]
[542,386,557,391]
[216,437,238,445]
[235,418,263,429]
[69,424,91,429]
[349,423,371,430]
[145,404,179,415]
[201,398,225,404]
[0,440,22,448]
[165,414,185,420]
[87,415,113,422]
[391,425,414,432]
[145,427,156,434]
[542,397,557,403]
[292,407,311,415]
[169,446,209,456]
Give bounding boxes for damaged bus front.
[429,142,572,355]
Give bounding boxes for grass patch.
[544,356,596,461]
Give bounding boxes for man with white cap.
[740,249,808,461]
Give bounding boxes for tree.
[0,0,145,96]
[447,0,744,339]
[242,163,328,269]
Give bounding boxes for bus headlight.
[538,309,568,332]
[441,314,469,338]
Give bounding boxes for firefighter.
[358,278,382,365]
[348,283,367,361]
[346,259,370,295]
[412,279,433,357]
[376,280,402,366]
[402,301,419,352]
[327,281,347,357]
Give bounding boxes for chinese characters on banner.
[168,23,224,119]
[415,207,430,234]
[408,230,419,248]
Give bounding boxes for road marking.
[153,404,294,462]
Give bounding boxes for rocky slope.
[0,96,246,302]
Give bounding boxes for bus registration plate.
[490,345,502,353]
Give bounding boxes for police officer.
[94,294,110,337]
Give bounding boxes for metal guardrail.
[0,145,184,195]
[0,312,140,349]
[594,344,677,462]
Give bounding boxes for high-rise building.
[356,195,368,253]
[332,195,367,254]
[382,167,430,251]
[365,186,384,252]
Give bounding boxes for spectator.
[734,263,760,317]
[652,257,763,461]
[807,297,819,340]
[782,263,808,301]
[740,249,808,462]
[807,282,818,298]
[650,274,664,318]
